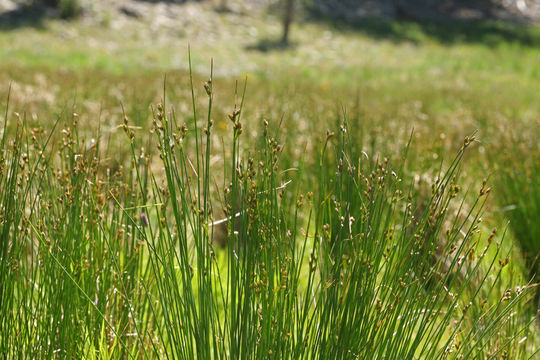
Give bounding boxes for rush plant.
[0,61,538,358]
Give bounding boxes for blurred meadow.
[0,0,539,358]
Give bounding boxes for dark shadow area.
[245,38,297,53]
[306,0,540,47]
[133,0,198,3]
[318,17,540,47]
[0,5,50,30]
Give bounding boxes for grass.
[0,67,538,358]
[0,6,539,358]
[491,130,540,305]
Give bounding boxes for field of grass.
[0,4,539,358]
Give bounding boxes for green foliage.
[32,0,82,19]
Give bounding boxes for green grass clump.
[492,131,540,304]
[36,0,82,19]
[0,61,537,358]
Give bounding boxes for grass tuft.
[0,60,537,358]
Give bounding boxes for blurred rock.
[0,0,17,12]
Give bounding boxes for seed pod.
[140,212,149,227]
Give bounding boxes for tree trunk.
[281,0,294,45]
